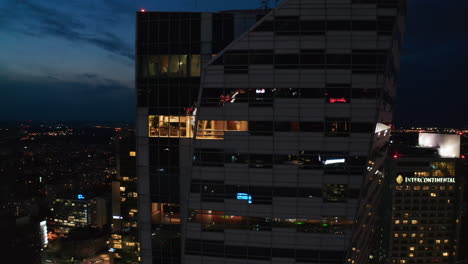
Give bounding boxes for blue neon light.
[77,194,85,200]
[236,193,252,204]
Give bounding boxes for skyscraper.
[136,1,406,263]
[110,132,139,263]
[381,133,465,264]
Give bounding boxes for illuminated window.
[129,151,136,157]
[419,240,424,244]
[409,253,414,257]
[149,116,248,139]
[394,233,399,238]
[409,247,415,251]
[197,120,248,139]
[402,233,407,238]
[411,233,416,238]
[395,220,400,224]
[149,115,194,138]
[423,186,430,190]
[140,55,191,78]
[435,240,441,244]
[120,187,126,192]
[411,220,418,224]
[414,186,421,190]
[414,171,429,177]
[403,220,408,224]
[430,193,437,197]
[432,162,455,177]
[444,239,449,244]
[443,252,449,257]
[190,55,201,77]
[400,260,406,264]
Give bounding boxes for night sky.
[1,0,467,127]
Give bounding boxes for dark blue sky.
[1,0,467,127]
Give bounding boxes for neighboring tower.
[135,9,267,264]
[110,132,139,263]
[383,133,465,264]
[187,0,405,263]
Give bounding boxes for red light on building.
[458,132,463,135]
[140,9,146,12]
[462,155,466,159]
[393,154,398,159]
[329,97,347,103]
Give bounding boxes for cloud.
[0,1,134,61]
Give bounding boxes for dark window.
[301,122,324,132]
[327,20,351,30]
[323,184,347,203]
[275,16,300,34]
[223,54,249,65]
[351,123,374,133]
[275,54,299,65]
[326,118,350,136]
[352,88,379,99]
[300,88,324,98]
[352,20,377,31]
[301,20,326,32]
[249,154,273,168]
[250,54,274,64]
[301,54,326,65]
[352,54,378,65]
[273,248,295,258]
[326,54,351,65]
[254,20,274,31]
[226,245,247,258]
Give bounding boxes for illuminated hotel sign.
[396,176,455,184]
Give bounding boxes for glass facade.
[136,2,405,264]
[136,10,264,264]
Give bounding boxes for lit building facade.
[48,195,107,236]
[136,1,406,263]
[110,134,140,263]
[382,133,465,264]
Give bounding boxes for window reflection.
[188,210,353,234]
[151,203,180,224]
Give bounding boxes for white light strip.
[323,158,345,165]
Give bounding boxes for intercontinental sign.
[396,175,456,184]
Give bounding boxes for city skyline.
[1,0,468,127]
